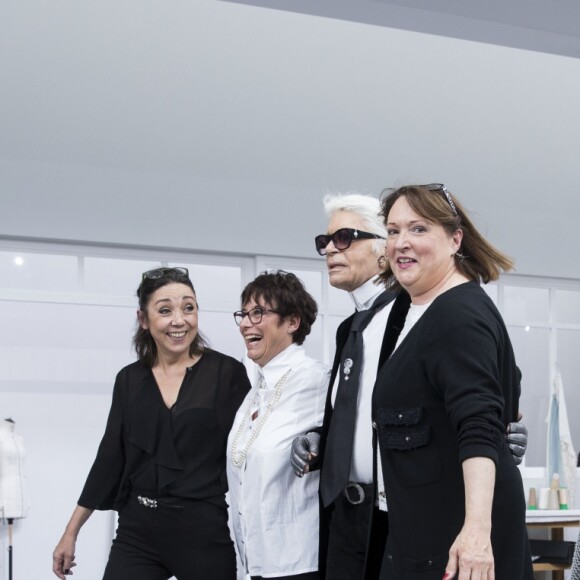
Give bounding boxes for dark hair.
[240,270,318,346]
[133,269,208,367]
[378,185,514,289]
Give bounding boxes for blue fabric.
[547,394,565,486]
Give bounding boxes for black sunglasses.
[314,228,385,256]
[422,183,458,216]
[142,267,189,281]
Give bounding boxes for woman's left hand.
[443,523,494,580]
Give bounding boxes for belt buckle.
[137,495,158,509]
[343,482,365,505]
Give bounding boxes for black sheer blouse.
[78,349,251,511]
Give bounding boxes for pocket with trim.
[376,406,442,487]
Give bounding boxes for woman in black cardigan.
[52,267,250,580]
[372,184,533,580]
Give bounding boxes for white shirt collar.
[349,276,385,311]
[259,343,304,389]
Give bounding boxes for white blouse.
[227,343,330,577]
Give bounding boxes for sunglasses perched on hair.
[142,267,189,281]
[422,183,458,216]
[314,228,385,256]
[233,307,280,326]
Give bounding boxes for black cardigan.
[373,282,533,580]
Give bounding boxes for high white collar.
[349,276,385,311]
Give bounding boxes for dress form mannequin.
[1,418,29,579]
[0,419,29,520]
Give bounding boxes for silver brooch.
[343,358,353,381]
[137,495,158,509]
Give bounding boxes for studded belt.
[131,491,185,510]
[137,495,158,509]
[343,482,372,505]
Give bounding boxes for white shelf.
[526,509,580,524]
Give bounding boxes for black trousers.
[325,488,388,580]
[103,494,236,580]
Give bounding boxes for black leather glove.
[507,421,528,465]
[290,432,321,477]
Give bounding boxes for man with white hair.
[291,191,528,580]
[293,192,396,580]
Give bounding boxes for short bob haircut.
[240,270,318,346]
[323,192,387,257]
[378,184,514,289]
[133,268,208,367]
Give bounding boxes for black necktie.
[320,291,393,507]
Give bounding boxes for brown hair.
[240,270,317,346]
[133,269,208,367]
[378,185,514,288]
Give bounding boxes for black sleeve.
[425,300,506,465]
[78,369,126,510]
[216,358,251,433]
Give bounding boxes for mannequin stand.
[8,518,13,580]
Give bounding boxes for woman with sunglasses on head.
[371,185,533,580]
[52,267,251,580]
[227,270,330,580]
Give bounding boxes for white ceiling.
[2,0,580,279]
[223,0,580,58]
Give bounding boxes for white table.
[526,509,580,580]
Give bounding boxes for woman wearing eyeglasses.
[371,185,533,579]
[227,270,330,580]
[52,267,251,580]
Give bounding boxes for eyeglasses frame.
[233,307,281,326]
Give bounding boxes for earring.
[455,252,466,261]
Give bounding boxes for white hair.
[323,192,387,256]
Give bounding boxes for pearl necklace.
[229,369,292,468]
